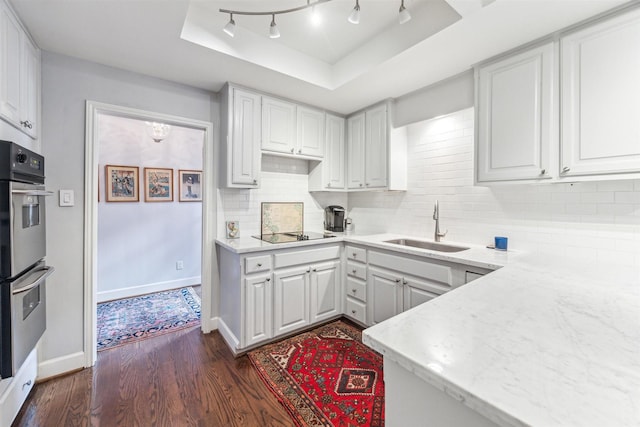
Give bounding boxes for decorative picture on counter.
[178,169,202,202]
[144,167,173,202]
[226,221,240,239]
[105,165,139,202]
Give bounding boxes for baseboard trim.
[37,351,86,381]
[201,316,218,334]
[97,277,201,302]
[217,319,240,357]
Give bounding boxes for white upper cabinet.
[310,113,345,190]
[296,106,324,158]
[262,96,296,155]
[476,42,556,182]
[347,112,366,189]
[561,8,640,177]
[364,104,388,188]
[0,2,39,139]
[261,96,324,159]
[220,85,261,188]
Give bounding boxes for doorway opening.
[84,101,216,366]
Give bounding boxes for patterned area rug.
[97,287,201,351]
[248,320,385,427]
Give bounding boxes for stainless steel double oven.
[0,140,54,379]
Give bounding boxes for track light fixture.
[220,0,413,37]
[269,14,280,39]
[398,0,411,24]
[348,0,361,24]
[223,13,235,37]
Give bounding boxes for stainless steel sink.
[384,239,470,253]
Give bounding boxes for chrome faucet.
[433,200,447,242]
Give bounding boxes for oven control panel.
[0,140,45,184]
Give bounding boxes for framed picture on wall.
[105,165,139,202]
[178,170,202,202]
[144,167,174,202]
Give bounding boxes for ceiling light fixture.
[347,0,361,24]
[223,13,235,37]
[269,14,280,39]
[398,0,411,24]
[220,0,409,37]
[145,122,171,143]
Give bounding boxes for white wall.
[40,52,213,375]
[97,115,203,301]
[219,155,348,236]
[349,108,640,266]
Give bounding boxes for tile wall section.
[219,154,347,236]
[349,108,640,266]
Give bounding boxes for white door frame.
[84,101,217,367]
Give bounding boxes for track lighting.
[223,13,235,37]
[348,0,360,24]
[269,14,280,39]
[398,0,411,24]
[219,0,411,37]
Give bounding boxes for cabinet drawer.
[346,260,366,280]
[274,245,340,269]
[0,347,36,427]
[368,250,453,288]
[345,297,367,324]
[244,255,272,274]
[346,276,366,302]
[346,245,366,262]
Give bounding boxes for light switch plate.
[59,189,74,207]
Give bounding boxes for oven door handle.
[12,266,55,295]
[11,190,55,197]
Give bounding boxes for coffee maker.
[324,206,345,232]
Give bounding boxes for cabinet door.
[262,96,296,154]
[244,274,273,347]
[20,35,38,139]
[0,6,21,124]
[561,9,640,176]
[365,105,388,188]
[324,114,345,189]
[367,266,402,325]
[297,106,324,158]
[403,276,440,311]
[310,260,341,323]
[231,89,261,186]
[273,266,309,336]
[476,42,555,182]
[347,113,365,189]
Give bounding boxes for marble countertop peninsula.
[362,250,640,427]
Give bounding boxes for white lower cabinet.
[273,265,310,336]
[244,273,273,347]
[0,347,36,426]
[368,266,404,325]
[217,243,341,355]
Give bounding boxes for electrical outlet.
[176,260,184,270]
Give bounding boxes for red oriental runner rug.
[248,320,385,427]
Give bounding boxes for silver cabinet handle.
[13,266,55,295]
[562,167,570,173]
[252,179,258,185]
[540,169,546,175]
[20,120,33,129]
[307,268,311,273]
[11,190,54,197]
[352,269,357,274]
[402,279,408,285]
[290,148,294,153]
[312,268,317,272]
[22,380,32,390]
[352,253,357,258]
[327,183,331,187]
[359,183,363,187]
[365,183,370,186]
[394,278,401,283]
[266,278,271,282]
[351,310,356,314]
[257,263,262,267]
[352,288,357,293]
[298,149,302,154]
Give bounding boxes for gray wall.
[394,70,474,127]
[41,52,214,372]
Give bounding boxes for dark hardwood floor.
[13,327,294,427]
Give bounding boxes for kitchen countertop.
[216,232,640,425]
[362,248,640,427]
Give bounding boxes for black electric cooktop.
[252,231,336,244]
